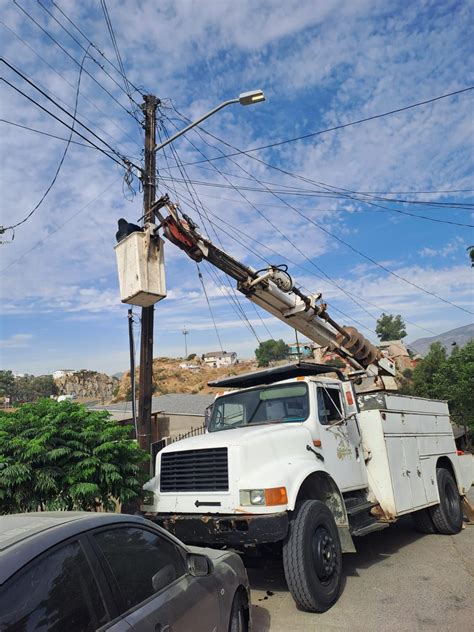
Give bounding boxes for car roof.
[0,512,173,584]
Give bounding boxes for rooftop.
[89,393,215,421]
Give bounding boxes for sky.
[0,0,473,376]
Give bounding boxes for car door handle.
[155,624,170,632]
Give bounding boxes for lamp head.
[238,89,265,106]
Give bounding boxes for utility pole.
[138,94,159,460]
[127,309,137,437]
[182,327,189,358]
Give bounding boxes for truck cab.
[142,362,473,613]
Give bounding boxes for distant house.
[287,341,314,361]
[378,340,413,371]
[52,369,77,380]
[203,351,237,368]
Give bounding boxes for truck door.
[316,384,368,491]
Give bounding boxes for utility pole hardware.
[138,94,159,461]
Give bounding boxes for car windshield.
[208,383,309,432]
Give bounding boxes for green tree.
[11,374,57,404]
[0,370,15,397]
[411,341,474,432]
[376,313,407,341]
[0,399,147,514]
[255,339,289,367]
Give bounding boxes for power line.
[179,85,474,163]
[0,119,106,149]
[1,47,90,233]
[1,20,140,150]
[196,263,224,353]
[0,177,119,273]
[48,0,143,96]
[1,78,131,170]
[13,0,140,121]
[172,112,472,315]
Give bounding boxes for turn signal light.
[264,487,288,506]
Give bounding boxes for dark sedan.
[0,512,251,631]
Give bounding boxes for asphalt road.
[247,489,474,632]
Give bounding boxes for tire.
[283,500,342,613]
[429,468,463,535]
[411,508,436,534]
[228,590,248,632]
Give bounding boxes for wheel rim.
[312,526,337,583]
[445,478,460,519]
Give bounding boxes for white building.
[52,369,77,380]
[203,351,237,368]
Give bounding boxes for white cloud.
[0,334,34,349]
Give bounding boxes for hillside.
[55,370,119,402]
[409,323,474,357]
[114,357,256,401]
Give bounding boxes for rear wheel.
[429,468,463,535]
[412,508,436,534]
[283,500,342,612]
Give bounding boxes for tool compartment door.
[385,436,426,513]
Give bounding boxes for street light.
[154,89,265,153]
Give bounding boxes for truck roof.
[208,362,345,389]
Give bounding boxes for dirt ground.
[247,488,474,632]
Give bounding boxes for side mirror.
[205,404,213,428]
[187,553,211,577]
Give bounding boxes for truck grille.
[160,448,229,492]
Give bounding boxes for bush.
[0,399,148,514]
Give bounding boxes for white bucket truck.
[142,362,473,612]
[127,201,473,612]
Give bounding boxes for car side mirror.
[187,553,211,577]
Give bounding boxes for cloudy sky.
[1,0,473,376]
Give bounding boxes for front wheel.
[283,500,342,612]
[429,468,463,535]
[228,590,248,632]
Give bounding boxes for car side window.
[317,387,343,425]
[93,527,186,613]
[0,540,108,632]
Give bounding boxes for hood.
[161,422,308,453]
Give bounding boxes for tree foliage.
[411,341,474,431]
[255,339,289,367]
[375,313,407,341]
[0,370,15,397]
[0,399,148,514]
[0,372,58,403]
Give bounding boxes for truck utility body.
[143,364,473,612]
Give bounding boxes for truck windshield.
[208,383,309,432]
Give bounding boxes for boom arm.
[154,198,396,380]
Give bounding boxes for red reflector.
[457,450,465,456]
[345,390,354,406]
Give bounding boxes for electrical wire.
[179,85,474,162]
[13,0,140,121]
[1,47,91,232]
[1,78,129,170]
[171,111,473,315]
[2,58,141,172]
[1,20,140,149]
[0,119,106,149]
[48,0,143,96]
[196,263,224,353]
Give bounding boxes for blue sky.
[1,0,473,375]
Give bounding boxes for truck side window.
[317,388,343,425]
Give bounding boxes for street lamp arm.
[154,99,239,152]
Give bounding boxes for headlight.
[239,487,288,507]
